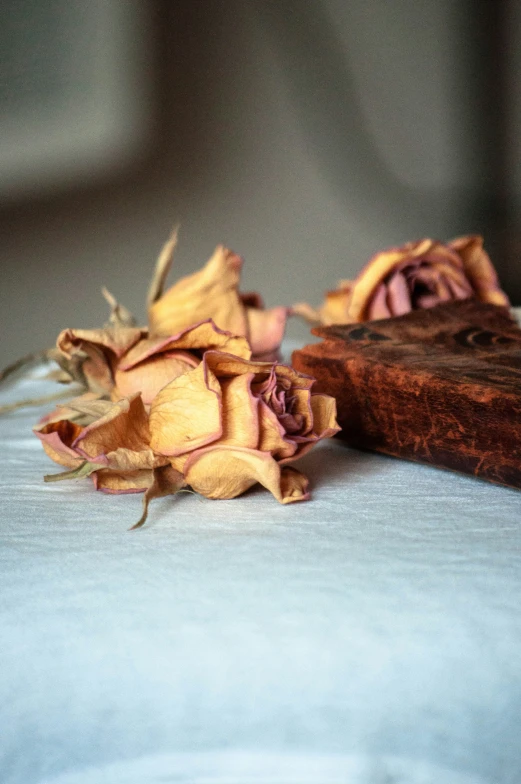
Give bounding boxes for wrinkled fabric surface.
[1,348,521,784]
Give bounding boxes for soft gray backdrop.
[1,0,520,366]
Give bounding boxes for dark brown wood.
[292,301,521,489]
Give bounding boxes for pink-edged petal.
[74,395,151,460]
[183,445,310,503]
[257,399,298,460]
[367,283,392,320]
[219,373,260,449]
[385,271,412,316]
[113,353,198,405]
[449,235,510,306]
[245,305,288,358]
[204,352,314,391]
[34,422,84,469]
[149,361,222,457]
[348,240,433,321]
[148,245,249,339]
[120,321,251,369]
[280,393,340,463]
[57,326,145,360]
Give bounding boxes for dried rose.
[56,320,250,404]
[147,231,289,359]
[294,235,510,326]
[149,352,340,504]
[34,393,185,527]
[35,394,167,488]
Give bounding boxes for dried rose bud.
[295,235,510,326]
[56,320,250,404]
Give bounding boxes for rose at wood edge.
[148,351,340,504]
[294,235,510,326]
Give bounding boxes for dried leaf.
[44,460,100,483]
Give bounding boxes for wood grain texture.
[292,301,521,489]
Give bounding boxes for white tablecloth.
[1,361,521,784]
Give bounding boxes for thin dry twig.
[0,389,78,416]
[0,349,53,385]
[146,225,179,308]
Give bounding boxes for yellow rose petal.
[184,445,310,504]
[149,362,222,456]
[310,394,341,439]
[219,373,260,449]
[148,245,248,338]
[449,235,510,307]
[75,395,150,459]
[257,399,297,459]
[113,354,198,405]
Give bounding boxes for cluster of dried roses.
[34,233,340,527]
[33,230,509,527]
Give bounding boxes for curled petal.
[183,446,310,503]
[34,421,84,468]
[74,395,151,461]
[204,352,314,391]
[148,245,248,339]
[149,362,222,457]
[366,282,391,320]
[113,353,198,405]
[347,240,436,321]
[289,387,314,434]
[258,400,297,460]
[120,321,251,369]
[280,394,340,463]
[384,271,412,317]
[310,394,341,440]
[57,326,146,394]
[449,235,511,306]
[245,305,289,359]
[219,373,260,449]
[57,326,145,361]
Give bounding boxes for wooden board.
[292,301,521,489]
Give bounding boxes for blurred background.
[1,0,520,366]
